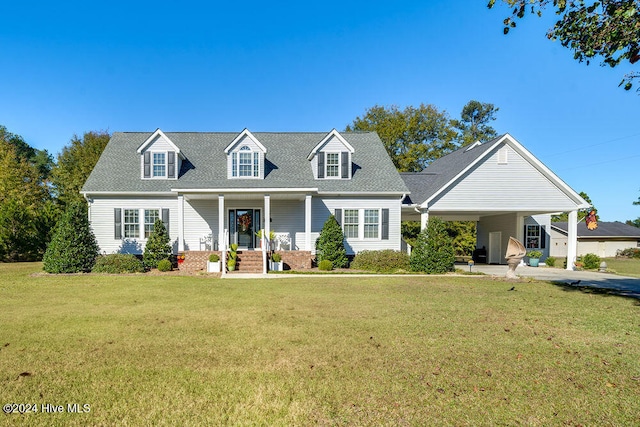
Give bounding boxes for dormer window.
[153,153,166,177]
[138,129,181,180]
[326,153,340,177]
[308,129,355,180]
[232,146,260,177]
[225,129,266,180]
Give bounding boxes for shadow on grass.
[552,280,640,303]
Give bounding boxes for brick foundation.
[180,250,313,273]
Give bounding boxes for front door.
[229,209,261,249]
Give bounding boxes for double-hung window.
[153,153,166,177]
[343,209,359,238]
[144,209,159,238]
[326,153,339,177]
[124,209,139,238]
[364,209,379,239]
[525,225,541,248]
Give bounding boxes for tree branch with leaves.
[489,0,640,91]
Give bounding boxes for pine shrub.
[318,260,333,271]
[351,250,410,272]
[43,202,99,273]
[93,254,144,273]
[315,215,348,268]
[143,219,172,269]
[157,259,172,272]
[410,217,455,274]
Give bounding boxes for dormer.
[224,129,266,179]
[137,129,182,180]
[307,129,354,180]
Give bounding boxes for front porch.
[179,250,313,274]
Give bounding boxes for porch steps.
[230,251,264,274]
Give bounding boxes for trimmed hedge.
[92,254,145,274]
[351,250,410,272]
[410,217,455,274]
[318,260,333,271]
[157,259,172,272]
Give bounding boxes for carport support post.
[566,210,578,271]
[420,210,429,231]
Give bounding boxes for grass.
[603,257,640,278]
[1,263,639,425]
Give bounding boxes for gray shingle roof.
[401,135,503,205]
[552,221,640,239]
[82,131,408,194]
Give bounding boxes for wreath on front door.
[238,213,252,231]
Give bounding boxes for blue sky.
[1,0,638,222]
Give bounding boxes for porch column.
[218,194,225,251]
[264,194,271,275]
[305,194,312,252]
[177,194,185,252]
[420,209,429,231]
[566,210,578,270]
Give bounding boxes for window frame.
[343,209,359,238]
[325,152,340,178]
[363,209,380,239]
[123,209,140,239]
[525,225,541,249]
[144,209,160,239]
[230,145,261,179]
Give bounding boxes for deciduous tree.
[552,191,598,221]
[52,130,110,207]
[488,0,640,91]
[346,104,457,172]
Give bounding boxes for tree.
[488,0,640,91]
[451,100,500,146]
[627,191,640,227]
[552,191,598,221]
[315,215,349,268]
[51,130,110,207]
[43,202,99,273]
[143,219,172,269]
[0,125,54,181]
[346,104,458,172]
[410,217,456,273]
[0,136,54,261]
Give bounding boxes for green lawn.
[604,257,640,278]
[1,263,639,426]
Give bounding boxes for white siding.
[144,135,175,152]
[89,196,178,254]
[312,196,402,254]
[321,135,349,152]
[270,199,305,250]
[431,144,579,212]
[184,199,217,251]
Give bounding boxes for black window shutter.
[541,225,546,249]
[317,152,325,179]
[114,208,122,239]
[341,152,349,178]
[143,152,151,178]
[162,209,170,236]
[167,152,175,178]
[335,208,342,226]
[382,209,389,240]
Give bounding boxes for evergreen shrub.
[545,256,556,267]
[351,250,410,272]
[93,254,144,274]
[43,202,99,273]
[143,219,172,269]
[582,253,601,270]
[315,215,348,268]
[410,217,455,274]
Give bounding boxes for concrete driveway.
[469,264,640,298]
